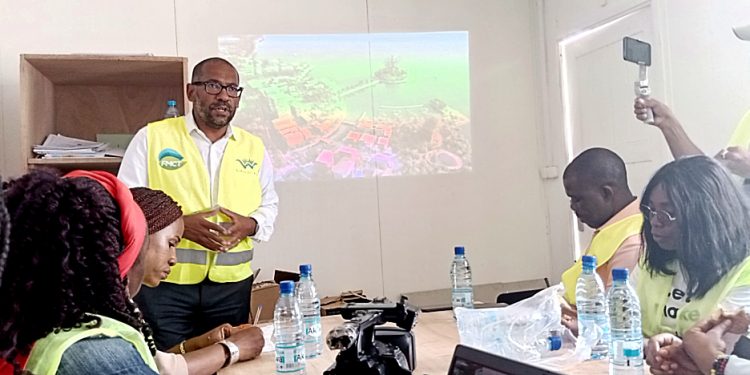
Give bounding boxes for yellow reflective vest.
[637,257,750,337]
[25,314,158,375]
[147,117,264,284]
[561,213,643,304]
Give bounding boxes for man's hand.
[682,310,750,374]
[219,207,257,249]
[228,326,264,361]
[182,208,231,252]
[683,319,733,375]
[645,333,702,374]
[560,300,578,336]
[634,97,679,129]
[645,333,703,375]
[720,309,750,333]
[716,146,750,178]
[645,333,678,374]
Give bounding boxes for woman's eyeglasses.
[641,204,677,224]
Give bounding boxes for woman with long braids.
[0,170,262,375]
[0,169,157,374]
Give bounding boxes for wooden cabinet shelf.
[20,54,188,173]
[27,157,123,173]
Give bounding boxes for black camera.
[324,299,419,375]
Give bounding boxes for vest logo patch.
[237,159,257,170]
[158,148,186,170]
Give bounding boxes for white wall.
[657,0,750,153]
[0,0,552,299]
[0,0,178,175]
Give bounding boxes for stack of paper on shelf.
[33,134,115,158]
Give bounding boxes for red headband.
[64,170,146,279]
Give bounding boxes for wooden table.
[221,310,633,374]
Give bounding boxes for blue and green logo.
[237,159,257,170]
[158,148,186,170]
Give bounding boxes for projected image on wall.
[219,32,470,181]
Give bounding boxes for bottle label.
[452,289,474,308]
[612,340,643,363]
[304,318,321,342]
[275,343,305,373]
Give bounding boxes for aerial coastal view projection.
[219,31,471,181]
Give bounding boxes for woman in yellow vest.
[0,170,263,375]
[636,156,750,373]
[0,169,158,374]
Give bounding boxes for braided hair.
[130,187,183,234]
[0,169,156,369]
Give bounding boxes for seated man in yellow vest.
[559,148,643,320]
[119,57,279,350]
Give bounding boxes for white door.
[558,6,665,257]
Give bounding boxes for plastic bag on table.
[455,284,575,362]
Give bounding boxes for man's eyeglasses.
[641,204,677,224]
[192,81,243,98]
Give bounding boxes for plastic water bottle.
[164,99,180,118]
[532,329,563,354]
[274,280,305,374]
[295,264,322,359]
[575,255,610,359]
[450,246,474,310]
[608,268,643,369]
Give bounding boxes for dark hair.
[641,156,750,298]
[191,57,238,82]
[563,147,629,190]
[130,187,183,235]
[0,169,155,369]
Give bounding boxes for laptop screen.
[448,345,563,375]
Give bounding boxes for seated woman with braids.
[0,170,263,375]
[129,186,264,371]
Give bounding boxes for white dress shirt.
[726,355,750,374]
[118,112,278,242]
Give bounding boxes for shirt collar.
[596,197,641,232]
[185,110,235,141]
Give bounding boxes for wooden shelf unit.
[20,54,188,173]
[27,157,124,174]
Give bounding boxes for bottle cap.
[280,280,295,294]
[167,99,177,106]
[454,246,465,255]
[612,268,629,281]
[581,255,597,268]
[548,335,562,351]
[299,263,312,276]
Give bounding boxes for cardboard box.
[320,290,370,316]
[250,269,299,323]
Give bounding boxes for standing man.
[119,57,278,351]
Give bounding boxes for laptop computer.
[447,345,564,375]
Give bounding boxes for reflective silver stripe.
[175,248,207,264]
[216,250,254,266]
